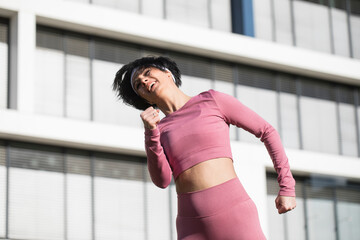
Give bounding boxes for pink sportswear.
[144,89,295,197]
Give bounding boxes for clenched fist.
[275,195,296,214]
[140,107,160,130]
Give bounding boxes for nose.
[139,77,149,88]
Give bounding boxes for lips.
[147,81,156,92]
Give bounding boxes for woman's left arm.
[210,90,296,201]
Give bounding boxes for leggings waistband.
[177,177,250,218]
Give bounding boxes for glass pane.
[94,156,145,240]
[300,97,339,154]
[65,55,91,120]
[236,85,278,144]
[307,198,336,240]
[146,181,171,240]
[66,153,92,240]
[166,0,210,28]
[350,14,360,59]
[142,0,164,18]
[274,0,293,45]
[280,92,300,149]
[35,48,65,117]
[267,176,306,240]
[210,0,231,32]
[180,75,212,97]
[339,103,357,156]
[253,0,274,40]
[306,183,336,240]
[9,144,64,240]
[92,60,142,127]
[337,188,360,240]
[293,1,332,53]
[331,8,350,57]
[267,196,306,240]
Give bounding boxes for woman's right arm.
[142,107,172,188]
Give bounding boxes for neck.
[156,88,192,116]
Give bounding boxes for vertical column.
[10,10,36,113]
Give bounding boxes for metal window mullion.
[303,182,309,240]
[354,89,360,157]
[270,0,277,42]
[89,38,95,122]
[207,0,213,29]
[63,149,68,240]
[335,88,343,155]
[168,184,174,240]
[276,74,283,140]
[333,186,340,240]
[296,78,303,149]
[233,65,240,141]
[328,0,336,54]
[139,0,143,14]
[346,0,354,58]
[90,153,95,240]
[63,34,68,118]
[284,213,289,240]
[5,142,10,239]
[143,165,148,240]
[210,60,215,90]
[290,0,297,46]
[6,20,10,109]
[163,0,167,20]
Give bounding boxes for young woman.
[113,56,296,239]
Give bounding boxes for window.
[236,66,278,144]
[8,143,65,239]
[1,140,175,240]
[35,26,360,157]
[267,173,360,240]
[300,79,339,154]
[278,74,300,149]
[293,0,332,53]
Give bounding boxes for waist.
[175,157,237,194]
[177,177,250,217]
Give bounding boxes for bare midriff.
[175,157,237,194]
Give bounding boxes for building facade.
[0,0,360,239]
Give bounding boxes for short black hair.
[113,56,182,110]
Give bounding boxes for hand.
[140,107,160,130]
[275,195,296,214]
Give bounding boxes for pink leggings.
[176,177,267,240]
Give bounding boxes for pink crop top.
[144,90,295,196]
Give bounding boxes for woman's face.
[131,66,172,104]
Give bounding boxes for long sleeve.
[144,127,172,188]
[211,90,296,197]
